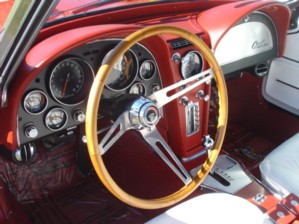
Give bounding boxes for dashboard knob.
[73,110,85,122]
[180,96,189,106]
[24,125,38,138]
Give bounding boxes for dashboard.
[17,33,208,147]
[17,12,280,148]
[17,40,164,145]
[0,0,289,156]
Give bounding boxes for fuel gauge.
[140,60,156,80]
[23,90,48,114]
[129,82,145,95]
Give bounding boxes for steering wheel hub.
[129,96,160,129]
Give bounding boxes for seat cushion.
[260,132,299,198]
[145,193,270,224]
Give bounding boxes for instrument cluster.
[18,39,162,145]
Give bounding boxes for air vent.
[255,63,269,77]
[170,35,202,50]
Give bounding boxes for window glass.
[0,0,34,67]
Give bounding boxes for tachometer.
[49,58,94,105]
[181,51,203,79]
[104,49,138,91]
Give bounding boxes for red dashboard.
[0,1,290,162]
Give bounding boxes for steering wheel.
[85,25,228,209]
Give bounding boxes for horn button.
[129,97,160,129]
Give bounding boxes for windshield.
[48,0,165,23]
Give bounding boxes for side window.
[0,0,34,67]
[288,2,299,32]
[0,1,14,31]
[0,0,59,108]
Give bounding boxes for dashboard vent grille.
[170,35,202,50]
[255,63,269,77]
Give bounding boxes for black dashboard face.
[17,39,162,145]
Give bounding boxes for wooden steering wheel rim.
[85,25,228,209]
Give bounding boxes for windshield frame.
[0,0,59,108]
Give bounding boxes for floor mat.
[23,173,148,224]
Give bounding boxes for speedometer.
[49,58,94,105]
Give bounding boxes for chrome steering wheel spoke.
[99,111,133,155]
[149,68,213,108]
[140,127,192,185]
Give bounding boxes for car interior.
[0,0,299,223]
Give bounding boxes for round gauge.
[49,58,94,105]
[105,50,138,91]
[149,83,161,95]
[129,82,146,95]
[140,60,156,80]
[181,51,203,79]
[45,108,68,131]
[23,90,48,114]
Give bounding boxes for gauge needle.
[61,73,70,97]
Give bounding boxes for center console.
[197,154,299,224]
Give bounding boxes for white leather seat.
[145,193,271,224]
[260,132,299,198]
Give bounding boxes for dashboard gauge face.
[129,82,145,95]
[23,90,48,114]
[181,51,203,79]
[140,60,155,80]
[149,83,161,95]
[105,50,138,91]
[49,58,94,105]
[45,108,68,130]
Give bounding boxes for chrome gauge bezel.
[129,82,146,95]
[49,57,94,106]
[149,83,161,95]
[104,49,139,92]
[139,60,156,80]
[44,107,68,131]
[180,51,204,79]
[23,90,48,115]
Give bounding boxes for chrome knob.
[13,143,36,164]
[180,96,189,106]
[24,125,38,138]
[196,90,205,99]
[172,52,181,64]
[73,110,85,122]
